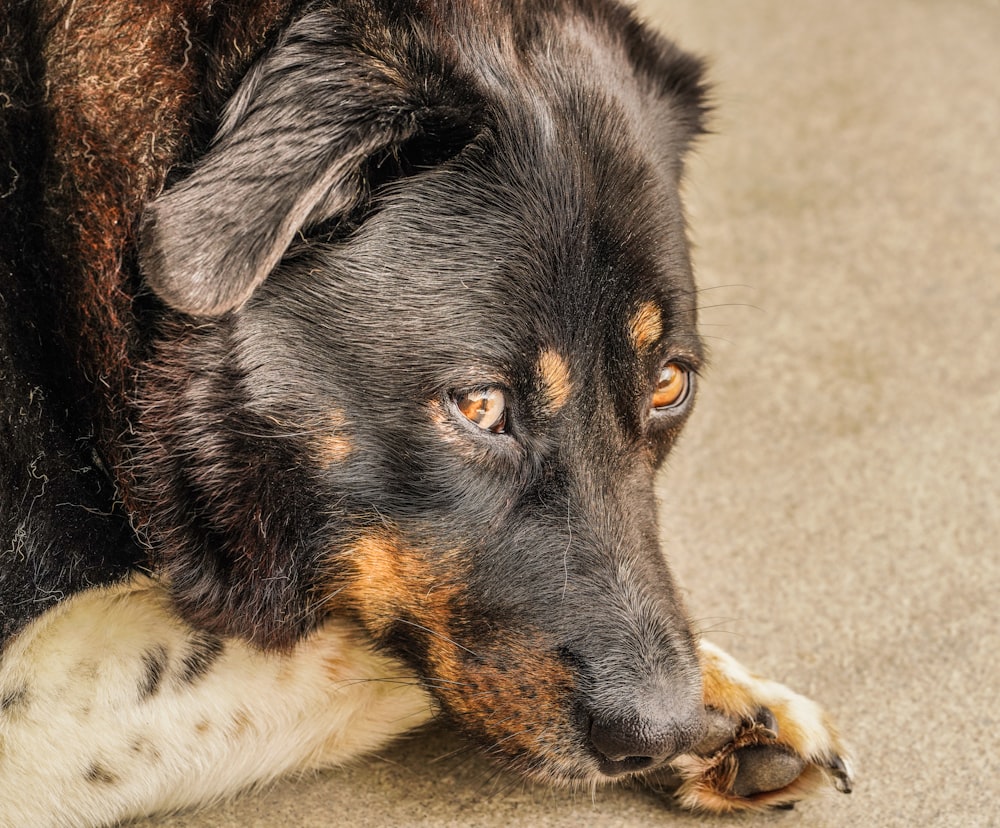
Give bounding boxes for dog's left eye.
[454,388,507,433]
[651,363,691,412]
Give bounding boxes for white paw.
[667,640,853,812]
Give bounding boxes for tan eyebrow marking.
[628,301,663,351]
[313,410,352,464]
[537,348,572,412]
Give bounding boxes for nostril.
[589,712,701,775]
[590,716,651,763]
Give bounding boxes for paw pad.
[730,744,806,797]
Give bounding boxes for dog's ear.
[140,10,473,317]
[619,9,711,154]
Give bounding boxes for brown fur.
[537,348,573,413]
[24,0,295,474]
[335,529,582,778]
[627,301,663,351]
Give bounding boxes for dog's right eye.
[651,363,692,413]
[453,388,507,434]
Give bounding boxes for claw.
[825,754,854,794]
[754,706,779,739]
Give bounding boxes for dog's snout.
[588,707,704,777]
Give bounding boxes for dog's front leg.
[655,639,854,812]
[0,576,434,828]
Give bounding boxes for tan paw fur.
[668,640,854,812]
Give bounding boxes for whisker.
[478,764,515,800]
[674,283,758,297]
[694,334,736,346]
[429,739,480,766]
[483,770,529,802]
[418,676,479,687]
[387,616,484,659]
[695,283,758,293]
[331,677,423,689]
[691,617,746,642]
[696,301,764,313]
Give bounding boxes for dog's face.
[137,0,709,784]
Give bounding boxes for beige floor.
[147,1,1000,826]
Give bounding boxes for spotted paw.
[666,640,854,812]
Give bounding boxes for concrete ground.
[147,1,1000,826]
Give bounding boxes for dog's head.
[137,0,709,784]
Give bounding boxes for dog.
[0,1,853,824]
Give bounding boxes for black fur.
[0,5,139,640]
[178,632,226,684]
[0,302,139,641]
[138,646,169,700]
[2,0,712,784]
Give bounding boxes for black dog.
[0,1,851,824]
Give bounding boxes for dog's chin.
[501,751,658,789]
[475,736,665,789]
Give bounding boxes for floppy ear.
[140,10,458,316]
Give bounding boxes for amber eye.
[651,363,691,412]
[454,388,507,433]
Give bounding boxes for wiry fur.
[1,1,852,824]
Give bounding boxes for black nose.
[589,711,703,776]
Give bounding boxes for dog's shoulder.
[0,0,298,644]
[0,295,140,643]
